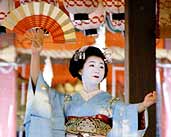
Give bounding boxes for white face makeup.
[81,56,105,87]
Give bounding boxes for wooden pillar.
[125,0,156,137]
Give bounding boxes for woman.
[24,29,157,137]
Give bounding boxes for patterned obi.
[65,114,112,136]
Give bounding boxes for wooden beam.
[125,0,156,136]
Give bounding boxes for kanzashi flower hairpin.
[73,46,113,63]
[74,51,86,61]
[74,46,89,61]
[102,48,113,63]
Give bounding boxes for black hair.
[69,46,108,80]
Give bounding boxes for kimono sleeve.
[24,72,53,137]
[49,88,65,137]
[107,102,148,137]
[137,110,148,136]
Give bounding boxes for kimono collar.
[79,89,102,101]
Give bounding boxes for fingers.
[24,28,45,40]
[150,91,157,99]
[145,92,153,98]
[152,91,157,101]
[143,91,157,109]
[25,28,36,40]
[148,91,157,102]
[24,28,46,48]
[148,91,157,97]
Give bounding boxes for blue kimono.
[24,73,148,137]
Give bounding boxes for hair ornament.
[74,46,89,61]
[102,48,113,63]
[73,46,112,63]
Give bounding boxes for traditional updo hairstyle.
[69,46,108,81]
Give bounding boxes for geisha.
[24,29,157,137]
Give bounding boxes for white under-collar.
[79,89,102,101]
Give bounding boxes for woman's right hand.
[25,28,45,54]
[24,28,46,85]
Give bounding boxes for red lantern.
[63,0,99,20]
[70,2,105,36]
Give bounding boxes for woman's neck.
[82,82,99,93]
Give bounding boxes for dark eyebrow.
[88,61,104,65]
[88,61,95,63]
[100,62,104,65]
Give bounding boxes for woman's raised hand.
[25,28,45,54]
[24,28,46,85]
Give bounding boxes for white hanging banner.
[162,68,171,137]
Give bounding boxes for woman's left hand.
[143,91,157,108]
